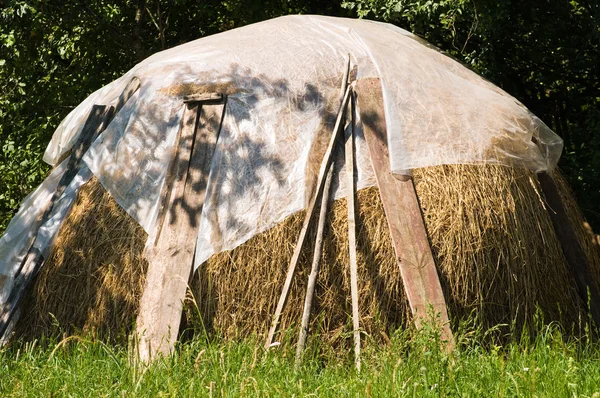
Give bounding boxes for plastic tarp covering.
[34,15,562,269]
[0,160,91,305]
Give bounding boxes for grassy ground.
[2,323,600,397]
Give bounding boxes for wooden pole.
[295,164,334,366]
[345,91,361,371]
[136,97,225,363]
[356,78,454,348]
[265,85,352,350]
[294,57,352,365]
[0,105,115,341]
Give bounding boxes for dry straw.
[413,165,591,336]
[15,177,148,342]
[14,165,600,344]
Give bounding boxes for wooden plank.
[53,105,116,207]
[0,105,115,340]
[114,77,141,114]
[136,99,224,363]
[265,85,352,349]
[537,171,600,329]
[345,92,361,370]
[356,78,454,347]
[148,95,228,249]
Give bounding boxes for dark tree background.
[1,0,598,233]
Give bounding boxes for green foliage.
[2,324,600,396]
[342,0,472,48]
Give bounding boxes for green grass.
[2,323,600,397]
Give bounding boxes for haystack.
[14,165,600,345]
[2,16,599,355]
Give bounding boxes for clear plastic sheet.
[30,15,562,271]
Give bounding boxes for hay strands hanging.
[265,71,353,351]
[356,78,454,349]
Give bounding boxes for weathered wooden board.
[183,93,224,103]
[0,105,115,340]
[147,93,226,249]
[356,78,454,346]
[136,99,224,362]
[53,105,116,207]
[114,77,141,114]
[538,171,600,329]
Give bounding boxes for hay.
[184,187,408,345]
[14,177,148,342]
[14,165,600,344]
[413,165,587,336]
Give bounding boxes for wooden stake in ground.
[537,171,600,330]
[356,78,454,348]
[0,105,115,341]
[345,91,361,371]
[294,58,352,365]
[265,85,353,350]
[295,164,334,366]
[136,96,225,363]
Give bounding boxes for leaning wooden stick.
[294,57,352,364]
[265,85,353,350]
[295,164,334,366]
[345,90,361,371]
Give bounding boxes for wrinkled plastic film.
[83,87,183,233]
[32,15,562,271]
[42,74,135,166]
